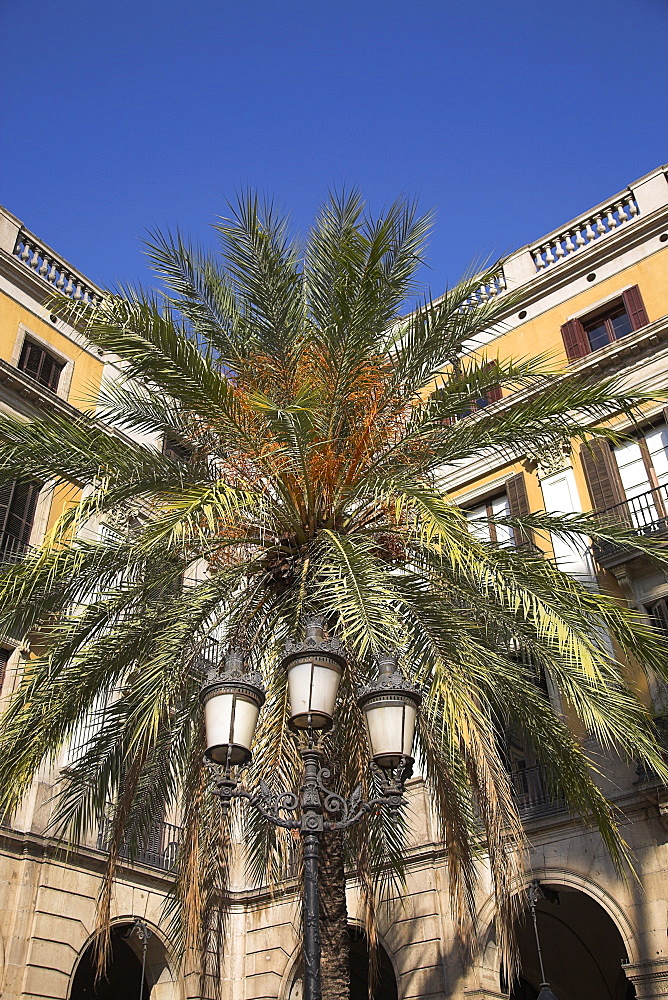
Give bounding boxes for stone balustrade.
[531,190,639,272]
[12,229,103,306]
[461,269,507,308]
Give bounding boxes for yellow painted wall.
[0,289,105,535]
[0,293,104,411]
[480,248,668,367]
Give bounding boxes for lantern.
[282,618,346,731]
[200,648,265,765]
[357,654,421,769]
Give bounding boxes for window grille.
[18,339,65,392]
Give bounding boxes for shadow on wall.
[289,926,398,1000]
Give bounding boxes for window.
[18,338,65,392]
[646,597,668,636]
[0,647,11,690]
[466,493,513,545]
[583,302,634,352]
[582,421,668,529]
[463,473,533,548]
[561,285,649,361]
[431,361,502,423]
[0,480,42,562]
[162,431,193,464]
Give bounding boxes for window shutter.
[18,340,64,391]
[0,647,9,691]
[560,318,590,361]
[484,361,503,403]
[0,482,16,534]
[506,472,532,547]
[580,440,626,513]
[622,285,649,331]
[0,480,41,557]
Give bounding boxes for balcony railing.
[531,189,639,272]
[509,763,565,819]
[594,485,668,566]
[12,228,103,306]
[97,814,183,871]
[0,532,35,566]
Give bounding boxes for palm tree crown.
[0,192,666,983]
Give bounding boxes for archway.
[288,926,397,1000]
[509,885,635,1000]
[70,924,150,999]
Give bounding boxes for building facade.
[0,167,667,999]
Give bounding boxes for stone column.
[623,959,668,999]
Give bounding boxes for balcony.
[97,814,182,872]
[509,762,565,820]
[593,485,668,568]
[0,531,35,566]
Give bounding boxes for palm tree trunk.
[319,827,350,1000]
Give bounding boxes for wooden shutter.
[648,598,668,636]
[622,285,649,331]
[0,480,41,557]
[484,361,503,403]
[0,647,10,690]
[506,472,532,547]
[580,440,626,514]
[18,340,63,391]
[560,318,590,361]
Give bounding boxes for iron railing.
[97,814,182,871]
[509,763,565,819]
[0,532,35,566]
[594,484,668,564]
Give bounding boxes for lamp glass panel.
[364,701,417,763]
[204,691,260,762]
[287,659,341,726]
[232,696,261,752]
[204,691,234,758]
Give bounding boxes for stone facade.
[1,167,668,998]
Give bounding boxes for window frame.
[561,284,649,362]
[11,325,74,400]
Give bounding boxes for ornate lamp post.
[527,880,562,1000]
[201,619,421,1000]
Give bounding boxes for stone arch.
[282,922,399,1000]
[469,868,640,996]
[68,917,181,1000]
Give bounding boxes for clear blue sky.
[2,0,666,296]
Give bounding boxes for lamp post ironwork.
[201,619,421,1000]
[527,880,561,1000]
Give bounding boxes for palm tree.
[0,192,666,998]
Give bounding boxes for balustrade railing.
[594,484,668,564]
[0,531,35,566]
[531,190,639,272]
[97,812,182,871]
[12,230,103,306]
[509,762,565,818]
[461,269,507,308]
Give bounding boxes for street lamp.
[527,880,562,1000]
[200,647,266,765]
[201,620,421,1000]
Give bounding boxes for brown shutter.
[484,361,502,403]
[560,318,590,361]
[580,440,626,513]
[506,472,532,547]
[0,647,9,691]
[0,480,41,557]
[622,285,649,331]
